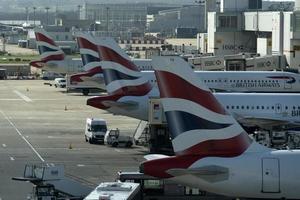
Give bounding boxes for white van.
[54,78,66,88]
[85,118,108,144]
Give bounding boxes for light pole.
[106,7,109,37]
[33,7,36,26]
[45,7,50,25]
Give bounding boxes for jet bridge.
[12,164,93,200]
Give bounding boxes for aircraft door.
[284,81,292,89]
[262,158,280,193]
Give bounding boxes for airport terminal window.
[219,15,237,28]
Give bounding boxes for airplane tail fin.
[71,33,103,83]
[30,28,65,68]
[96,37,152,96]
[152,57,252,156]
[140,57,268,179]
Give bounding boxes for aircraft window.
[254,80,257,82]
[251,106,254,110]
[251,80,253,82]
[293,106,296,110]
[257,106,259,109]
[219,80,221,82]
[226,106,229,109]
[204,80,207,82]
[272,80,275,82]
[224,80,227,83]
[262,106,264,109]
[236,106,239,109]
[298,106,300,109]
[269,80,271,82]
[277,106,280,110]
[272,106,274,110]
[230,80,232,83]
[233,80,236,82]
[231,106,234,109]
[276,80,279,83]
[285,106,288,110]
[237,80,239,82]
[246,106,249,109]
[208,80,210,82]
[241,106,244,109]
[267,106,269,110]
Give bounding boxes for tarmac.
[0,79,145,200]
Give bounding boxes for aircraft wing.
[167,165,229,183]
[231,112,299,129]
[102,100,138,109]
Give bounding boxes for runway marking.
[77,164,85,167]
[0,99,22,101]
[114,149,123,153]
[0,110,45,162]
[2,144,6,148]
[13,90,33,102]
[10,156,15,161]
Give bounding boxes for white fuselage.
[144,71,300,93]
[106,90,300,127]
[169,143,300,199]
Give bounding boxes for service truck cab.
[85,118,107,144]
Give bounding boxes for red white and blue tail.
[70,33,103,84]
[153,56,252,156]
[87,37,152,110]
[30,28,65,68]
[97,37,152,96]
[140,57,256,179]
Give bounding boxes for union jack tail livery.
[87,38,152,110]
[70,33,103,84]
[30,28,65,68]
[141,57,253,179]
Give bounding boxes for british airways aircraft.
[86,38,300,129]
[140,56,300,199]
[70,33,153,90]
[30,28,83,74]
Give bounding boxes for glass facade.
[82,3,147,39]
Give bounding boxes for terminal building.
[80,3,147,39]
[199,0,300,69]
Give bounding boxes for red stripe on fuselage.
[156,71,226,115]
[35,32,56,46]
[77,37,98,52]
[142,133,251,179]
[98,46,138,71]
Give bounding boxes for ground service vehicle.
[85,118,107,144]
[54,78,66,88]
[104,129,133,147]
